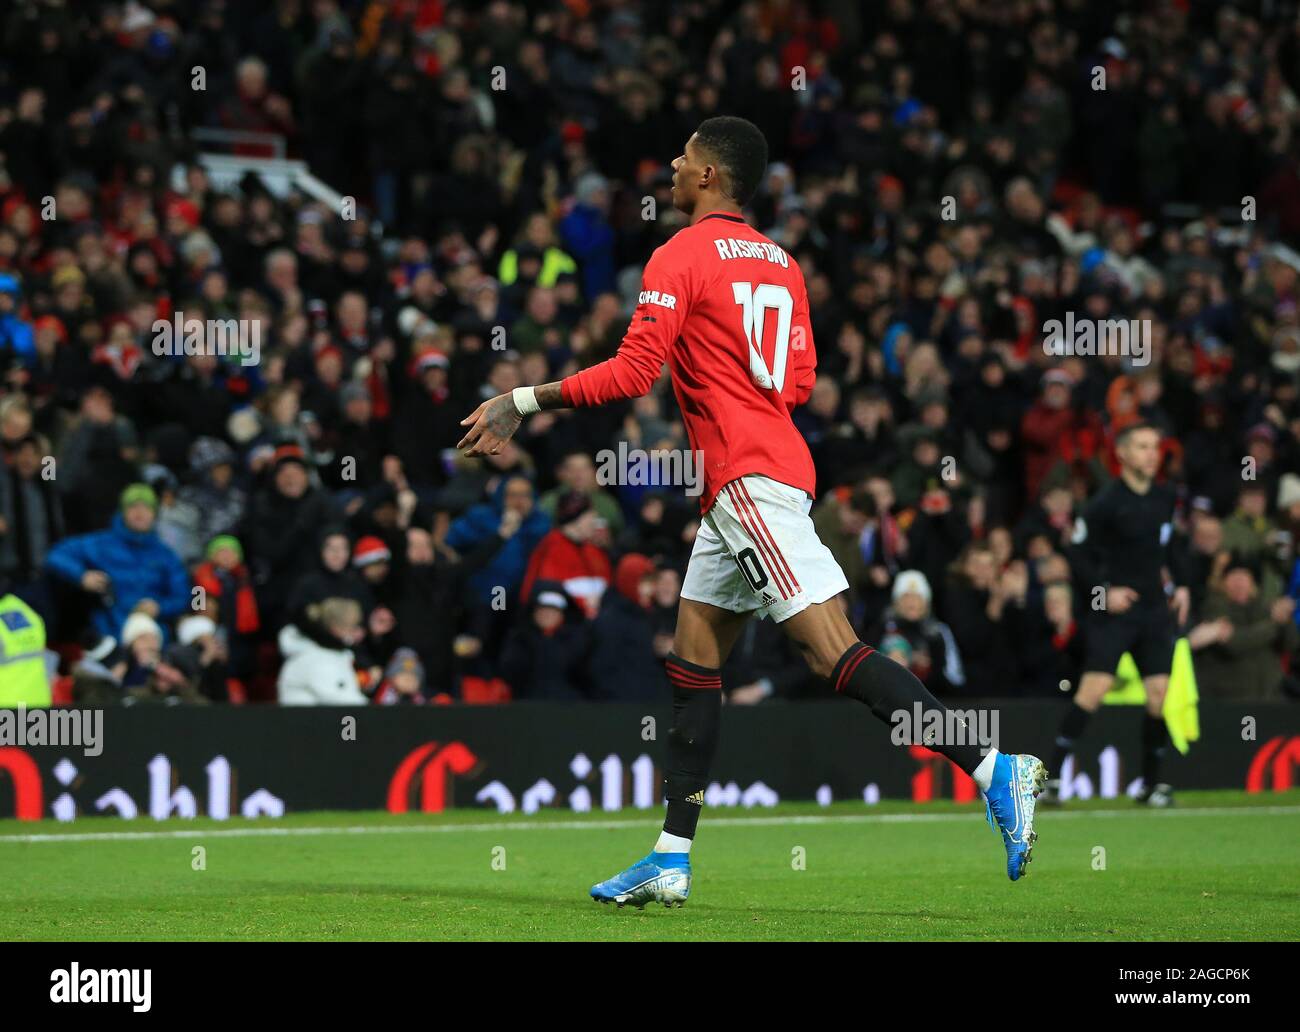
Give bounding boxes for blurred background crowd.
[2,0,1300,706]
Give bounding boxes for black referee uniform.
[1048,475,1188,795]
[1071,477,1188,676]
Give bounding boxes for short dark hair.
[694,116,768,206]
[847,490,878,519]
[1116,421,1160,445]
[557,449,594,469]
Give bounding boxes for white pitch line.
[0,805,1297,844]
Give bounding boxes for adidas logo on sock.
[685,790,705,805]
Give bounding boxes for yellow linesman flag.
[1102,638,1200,755]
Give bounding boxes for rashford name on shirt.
[712,238,790,267]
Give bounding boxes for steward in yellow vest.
[0,593,51,708]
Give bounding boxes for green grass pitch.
[2,790,1297,941]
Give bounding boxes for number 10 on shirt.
[732,281,793,392]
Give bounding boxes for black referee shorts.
[1083,604,1176,678]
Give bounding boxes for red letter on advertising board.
[0,748,43,820]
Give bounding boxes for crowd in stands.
[2,0,1300,705]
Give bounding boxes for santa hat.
[314,344,344,367]
[33,315,68,344]
[352,536,391,567]
[409,347,449,377]
[165,198,201,229]
[272,444,309,472]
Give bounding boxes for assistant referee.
[1045,422,1190,806]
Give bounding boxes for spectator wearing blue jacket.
[45,483,191,640]
[558,173,615,300]
[0,273,36,370]
[444,474,550,608]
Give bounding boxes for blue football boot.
[590,852,691,909]
[982,753,1047,881]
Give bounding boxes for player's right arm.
[459,246,689,456]
[560,245,688,407]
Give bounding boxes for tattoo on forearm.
[534,381,566,411]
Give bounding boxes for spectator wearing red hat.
[32,314,66,345]
[27,313,90,410]
[164,198,201,234]
[519,490,612,619]
[351,534,391,573]
[302,345,347,425]
[352,530,409,675]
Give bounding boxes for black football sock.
[1050,703,1092,776]
[831,642,987,775]
[1141,713,1169,787]
[661,654,722,841]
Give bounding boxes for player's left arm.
[460,247,689,456]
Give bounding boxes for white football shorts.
[680,474,849,623]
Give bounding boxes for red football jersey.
[561,212,817,513]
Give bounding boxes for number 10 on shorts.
[734,546,769,591]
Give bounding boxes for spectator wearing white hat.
[867,569,967,699]
[169,614,232,703]
[119,610,165,695]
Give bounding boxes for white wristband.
[511,386,540,416]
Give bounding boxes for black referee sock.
[1141,713,1169,787]
[661,654,722,841]
[1050,703,1092,776]
[831,642,987,776]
